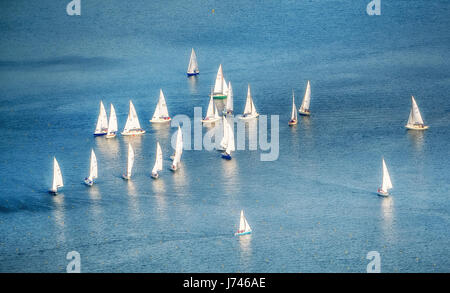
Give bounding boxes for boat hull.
[212,94,227,100]
[170,165,177,172]
[377,188,390,197]
[150,117,171,123]
[187,72,199,76]
[221,153,232,160]
[151,172,159,179]
[84,178,94,186]
[405,124,429,130]
[121,129,146,136]
[122,174,131,180]
[94,132,107,136]
[202,117,221,124]
[105,132,116,139]
[288,119,298,126]
[299,110,311,116]
[48,189,58,195]
[239,114,259,120]
[235,231,251,236]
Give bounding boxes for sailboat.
[405,96,429,130]
[105,104,118,138]
[121,100,146,136]
[94,100,108,136]
[288,90,298,126]
[122,143,134,180]
[239,84,259,120]
[186,48,199,76]
[223,81,234,116]
[221,120,235,160]
[235,210,252,236]
[377,158,393,197]
[217,116,229,151]
[170,126,183,171]
[299,80,311,116]
[150,89,171,123]
[212,64,228,99]
[49,157,63,194]
[84,149,98,186]
[151,142,163,179]
[202,95,221,123]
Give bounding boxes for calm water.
[0,0,449,272]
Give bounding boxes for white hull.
[84,178,94,186]
[239,113,259,120]
[377,190,390,197]
[150,118,171,123]
[121,129,146,136]
[151,172,159,179]
[288,119,298,126]
[299,110,311,116]
[405,124,429,130]
[202,117,221,124]
[170,165,178,172]
[105,133,116,139]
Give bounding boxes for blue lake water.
[0,0,449,272]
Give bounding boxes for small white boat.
[121,100,146,136]
[239,84,259,120]
[377,158,393,197]
[212,64,228,100]
[150,89,171,123]
[105,104,118,138]
[299,80,311,116]
[235,210,252,236]
[84,149,98,186]
[122,143,134,180]
[49,157,63,194]
[288,90,298,126]
[202,95,221,123]
[221,120,235,160]
[170,126,183,171]
[223,81,234,116]
[405,96,429,130]
[94,100,108,136]
[151,142,163,179]
[186,48,199,76]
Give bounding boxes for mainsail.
[152,142,163,174]
[205,96,215,118]
[187,48,199,74]
[88,149,98,181]
[226,82,233,113]
[213,64,228,95]
[94,101,108,134]
[300,80,311,112]
[107,104,118,135]
[381,158,393,192]
[123,100,142,132]
[225,122,235,154]
[243,85,257,116]
[220,116,229,149]
[407,96,424,126]
[172,126,183,167]
[52,157,63,191]
[238,210,251,234]
[291,90,298,121]
[152,89,170,120]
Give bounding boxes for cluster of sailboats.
[48,48,432,237]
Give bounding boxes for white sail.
[88,149,98,180]
[123,100,142,132]
[152,142,163,174]
[300,80,311,112]
[94,101,108,134]
[291,91,297,120]
[205,96,215,118]
[225,122,235,154]
[213,64,227,95]
[214,104,220,119]
[381,158,393,192]
[220,116,229,149]
[187,48,199,74]
[226,82,233,112]
[407,96,424,126]
[172,126,183,167]
[243,85,253,115]
[239,210,252,233]
[152,89,170,120]
[107,104,118,135]
[52,157,63,191]
[126,143,134,178]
